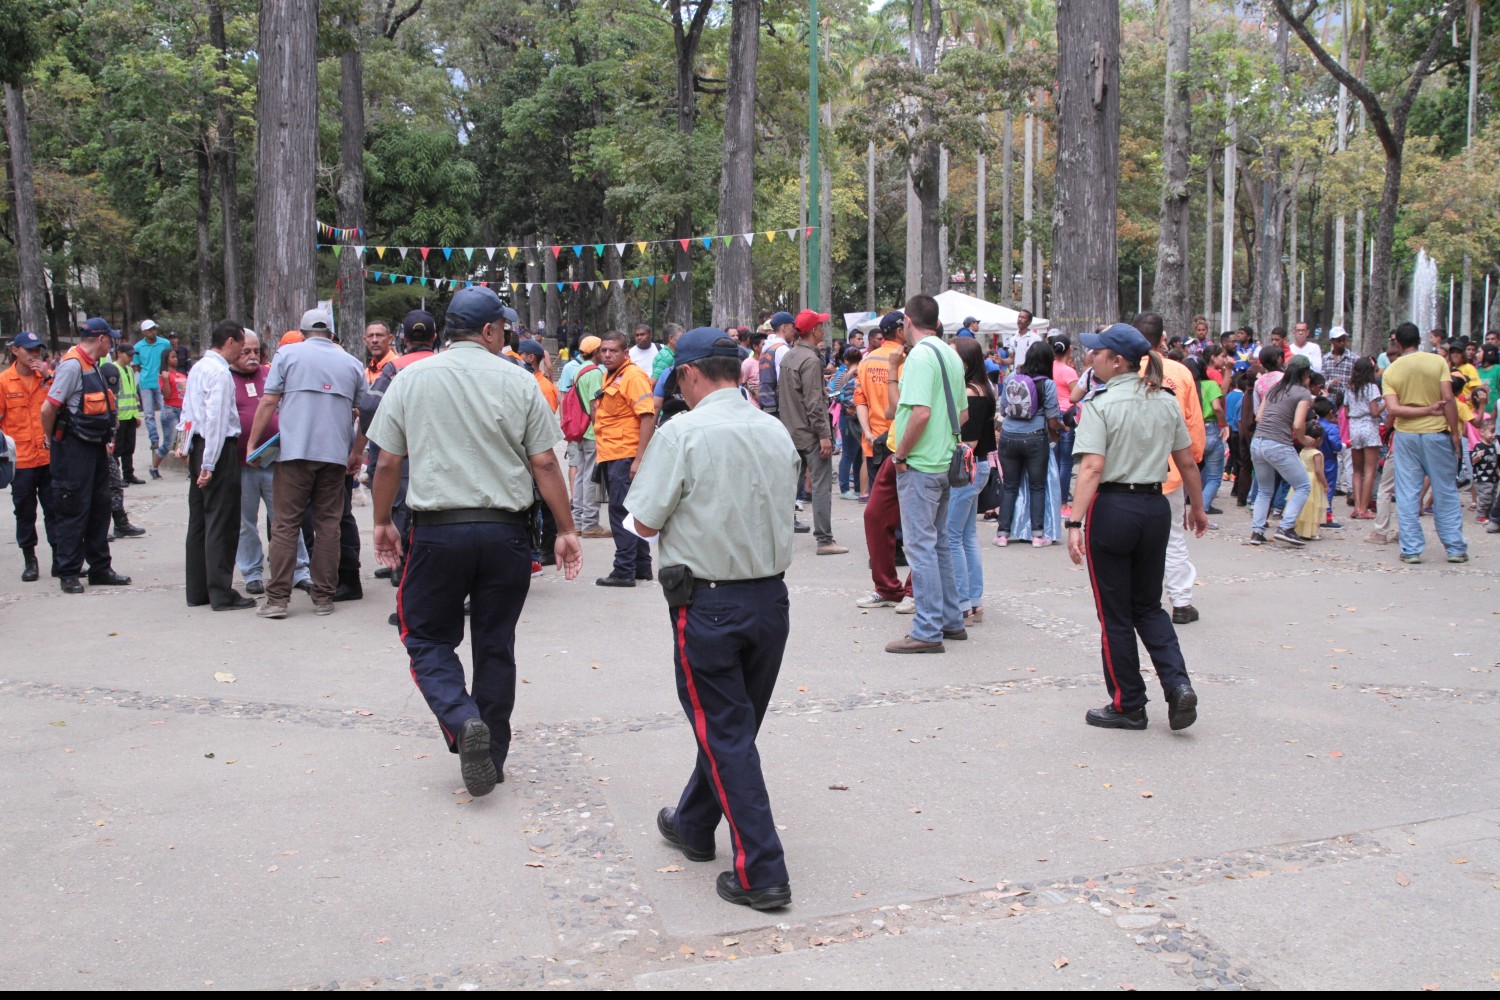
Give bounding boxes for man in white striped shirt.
[182,320,254,610]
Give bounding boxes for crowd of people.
[1,292,1489,912]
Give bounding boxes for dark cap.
[114,342,134,355]
[516,338,545,358]
[445,286,505,330]
[963,316,978,326]
[403,309,438,339]
[1080,323,1151,364]
[878,311,905,333]
[674,326,745,368]
[770,311,796,329]
[81,317,119,339]
[11,331,43,350]
[500,305,520,327]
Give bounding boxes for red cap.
[794,309,830,333]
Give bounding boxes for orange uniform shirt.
[535,369,559,412]
[0,361,53,468]
[366,350,396,385]
[852,341,901,457]
[592,361,655,463]
[1143,353,1206,495]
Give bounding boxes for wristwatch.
[1065,519,1083,529]
[893,456,908,465]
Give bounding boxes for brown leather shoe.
[816,541,849,555]
[580,526,613,539]
[885,635,944,654]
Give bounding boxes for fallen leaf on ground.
[1053,956,1069,970]
[213,672,236,684]
[524,861,544,868]
[722,937,740,947]
[678,945,695,955]
[655,864,684,873]
[1139,791,1154,799]
[1327,750,1344,758]
[356,710,374,717]
[375,937,391,944]
[1421,984,1439,991]
[266,865,278,872]
[1451,857,1470,865]
[828,783,849,791]
[50,721,66,727]
[1395,872,1412,886]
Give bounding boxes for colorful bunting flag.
[636,241,648,254]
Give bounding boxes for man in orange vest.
[0,332,58,581]
[518,339,559,411]
[39,318,133,593]
[364,321,397,385]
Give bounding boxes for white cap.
[299,307,334,334]
[1328,326,1348,340]
[140,319,158,331]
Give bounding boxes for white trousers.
[1164,487,1197,608]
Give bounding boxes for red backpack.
[560,364,600,442]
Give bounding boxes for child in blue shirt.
[1313,396,1343,527]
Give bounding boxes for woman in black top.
[948,337,996,626]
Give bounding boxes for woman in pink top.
[1051,336,1080,508]
[152,350,189,477]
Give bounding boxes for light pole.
[807,0,821,313]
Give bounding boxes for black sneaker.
[1166,685,1198,731]
[1273,527,1306,547]
[716,871,791,910]
[1085,704,1148,730]
[1206,506,1224,515]
[457,718,498,798]
[245,580,265,595]
[657,807,714,862]
[1248,532,1266,545]
[595,574,635,588]
[1171,605,1200,624]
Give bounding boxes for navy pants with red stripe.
[398,521,531,772]
[670,577,790,890]
[1084,492,1191,713]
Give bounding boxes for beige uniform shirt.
[625,388,800,580]
[1071,372,1190,484]
[366,340,562,512]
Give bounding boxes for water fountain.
[1411,249,1439,333]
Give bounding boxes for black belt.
[411,507,528,526]
[692,573,784,591]
[1097,482,1162,495]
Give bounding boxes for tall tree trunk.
[866,140,876,311]
[527,238,542,332]
[1001,29,1014,303]
[1250,18,1289,336]
[909,0,942,294]
[1052,0,1120,333]
[711,0,758,329]
[3,83,47,342]
[975,144,986,301]
[1152,0,1191,338]
[1219,92,1236,333]
[252,0,319,340]
[208,0,245,323]
[904,171,921,300]
[1203,151,1213,321]
[937,144,949,290]
[543,233,560,338]
[1461,0,1478,337]
[196,145,215,334]
[667,0,713,328]
[799,152,808,305]
[1287,184,1299,325]
[336,32,367,357]
[819,150,832,314]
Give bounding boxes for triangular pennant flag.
[571,281,580,291]
[765,230,777,242]
[721,235,733,248]
[505,246,517,259]
[479,281,488,288]
[593,243,605,257]
[419,276,428,286]
[550,246,562,259]
[398,247,409,260]
[556,282,565,291]
[420,247,431,260]
[786,228,798,239]
[743,232,755,245]
[678,271,689,279]
[636,241,648,254]
[464,248,475,261]
[571,244,584,258]
[442,247,453,260]
[332,245,342,258]
[678,239,690,253]
[615,243,627,257]
[699,237,711,250]
[805,226,814,238]
[485,247,496,261]
[354,245,366,256]
[632,277,640,288]
[376,246,387,259]
[647,276,656,286]
[465,281,473,288]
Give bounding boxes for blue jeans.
[1201,422,1225,511]
[896,468,963,642]
[156,405,180,458]
[838,412,863,494]
[1250,437,1310,533]
[1393,431,1466,558]
[137,386,162,449]
[1053,429,1075,504]
[237,464,310,585]
[946,459,987,612]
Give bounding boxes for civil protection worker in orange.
[0,331,58,582]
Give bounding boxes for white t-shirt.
[629,343,659,373]
[1290,340,1323,374]
[1008,330,1042,363]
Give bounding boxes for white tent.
[850,290,1048,337]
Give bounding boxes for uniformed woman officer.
[1067,324,1208,732]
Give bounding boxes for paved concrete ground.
[2,448,1498,990]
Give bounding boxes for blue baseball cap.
[402,309,437,339]
[878,311,905,333]
[769,311,796,330]
[11,331,43,350]
[81,317,119,339]
[674,326,745,367]
[1080,323,1151,364]
[445,287,505,330]
[516,338,545,358]
[984,359,1000,374]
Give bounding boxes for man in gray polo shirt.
[245,307,368,617]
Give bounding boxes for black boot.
[111,511,146,538]
[21,547,39,583]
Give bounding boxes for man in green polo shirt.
[886,294,967,654]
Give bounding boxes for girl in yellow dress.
[1295,423,1328,541]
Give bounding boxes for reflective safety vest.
[114,363,140,421]
[757,343,786,413]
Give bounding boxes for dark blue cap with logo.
[402,309,437,339]
[517,338,545,358]
[674,327,746,367]
[11,331,43,350]
[770,311,796,329]
[1080,323,1151,364]
[81,317,120,339]
[878,310,905,333]
[445,287,505,330]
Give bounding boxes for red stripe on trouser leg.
[1082,496,1123,712]
[675,606,750,889]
